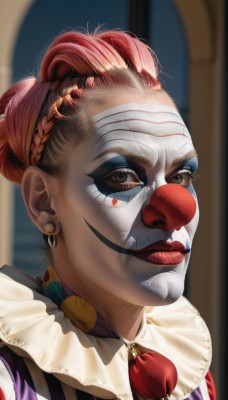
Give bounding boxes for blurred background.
[0,0,226,397]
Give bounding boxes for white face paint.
[56,102,199,307]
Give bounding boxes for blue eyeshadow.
[181,157,198,172]
[181,158,198,197]
[89,155,146,202]
[89,155,146,179]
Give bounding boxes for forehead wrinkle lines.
[96,117,185,131]
[94,108,182,125]
[92,128,189,149]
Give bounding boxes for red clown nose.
[142,184,197,231]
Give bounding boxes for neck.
[99,303,144,341]
[80,283,144,341]
[49,244,144,341]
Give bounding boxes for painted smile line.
[85,220,190,265]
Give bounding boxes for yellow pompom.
[61,295,96,332]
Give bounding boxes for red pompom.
[0,388,6,400]
[129,350,178,399]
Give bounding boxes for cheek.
[186,202,199,242]
[61,181,137,244]
[82,180,143,225]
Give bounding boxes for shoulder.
[0,264,42,290]
[0,345,86,400]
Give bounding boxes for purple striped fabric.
[185,386,204,399]
[43,371,66,399]
[0,346,100,400]
[0,346,207,400]
[0,346,37,400]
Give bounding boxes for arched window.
[149,0,189,122]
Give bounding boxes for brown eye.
[168,170,195,187]
[104,169,143,191]
[170,174,184,184]
[110,171,129,183]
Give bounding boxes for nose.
[142,183,197,231]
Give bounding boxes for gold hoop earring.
[48,234,57,248]
[43,222,57,248]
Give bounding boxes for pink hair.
[0,30,161,184]
[0,79,52,183]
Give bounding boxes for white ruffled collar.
[0,265,212,399]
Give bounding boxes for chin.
[139,272,185,307]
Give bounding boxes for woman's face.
[53,93,199,307]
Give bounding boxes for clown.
[0,30,215,399]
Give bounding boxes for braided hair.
[0,30,161,184]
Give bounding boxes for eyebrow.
[171,150,198,168]
[92,147,153,167]
[92,148,198,171]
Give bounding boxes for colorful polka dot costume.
[43,265,119,338]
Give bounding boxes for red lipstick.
[133,241,190,265]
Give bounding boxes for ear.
[21,166,61,234]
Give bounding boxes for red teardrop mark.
[112,199,118,206]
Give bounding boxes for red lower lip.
[133,241,189,265]
[134,251,186,265]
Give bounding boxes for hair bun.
[0,78,51,183]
